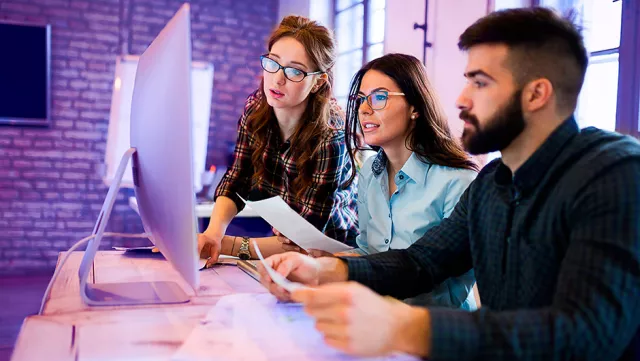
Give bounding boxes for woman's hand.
[198,228,224,266]
[273,228,299,251]
[273,228,336,258]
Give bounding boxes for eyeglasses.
[260,55,324,82]
[351,90,405,111]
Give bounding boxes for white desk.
[10,251,267,361]
[11,251,423,361]
[128,196,259,218]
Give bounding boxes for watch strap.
[238,236,251,260]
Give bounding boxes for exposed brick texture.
[0,0,278,274]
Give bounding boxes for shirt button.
[399,174,404,180]
[388,213,391,218]
[384,239,389,244]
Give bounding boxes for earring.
[411,114,417,120]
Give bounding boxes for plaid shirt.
[344,117,640,360]
[215,91,358,245]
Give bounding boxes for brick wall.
[0,0,278,274]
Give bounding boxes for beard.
[460,90,526,155]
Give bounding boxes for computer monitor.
[77,3,199,306]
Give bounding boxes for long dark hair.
[247,16,342,199]
[345,53,478,183]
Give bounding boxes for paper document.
[198,255,238,270]
[253,240,307,293]
[172,293,420,361]
[112,246,155,253]
[239,195,353,254]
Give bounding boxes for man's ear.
[523,78,553,113]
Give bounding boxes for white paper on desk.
[253,240,307,293]
[239,194,353,254]
[173,322,267,361]
[112,246,155,252]
[198,255,238,270]
[172,293,420,361]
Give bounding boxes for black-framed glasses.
[351,89,405,110]
[260,55,324,82]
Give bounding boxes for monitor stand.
[77,147,190,306]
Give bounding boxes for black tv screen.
[0,21,50,126]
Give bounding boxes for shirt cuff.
[428,308,480,360]
[341,256,374,284]
[351,247,370,256]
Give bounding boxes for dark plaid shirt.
[215,91,358,245]
[345,117,640,360]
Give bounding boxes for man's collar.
[494,116,579,193]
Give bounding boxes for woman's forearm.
[221,235,288,259]
[204,196,238,238]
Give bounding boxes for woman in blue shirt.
[344,53,479,310]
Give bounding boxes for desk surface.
[11,252,421,361]
[10,251,266,361]
[128,196,259,218]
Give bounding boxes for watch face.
[239,252,250,260]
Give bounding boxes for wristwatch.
[237,236,251,260]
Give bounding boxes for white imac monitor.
[77,3,199,306]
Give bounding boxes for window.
[538,0,622,131]
[333,0,386,107]
[494,0,530,9]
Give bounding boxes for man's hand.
[257,252,323,301]
[291,282,432,358]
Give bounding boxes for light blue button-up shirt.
[355,150,478,310]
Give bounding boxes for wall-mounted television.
[0,21,51,126]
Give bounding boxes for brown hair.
[247,16,341,199]
[458,7,588,112]
[345,53,478,182]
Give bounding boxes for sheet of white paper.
[253,240,307,293]
[112,246,155,252]
[239,195,353,254]
[172,293,420,361]
[173,322,267,361]
[198,255,238,270]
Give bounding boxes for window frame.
[333,0,385,66]
[615,0,640,137]
[332,0,386,106]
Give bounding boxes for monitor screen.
[0,21,50,126]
